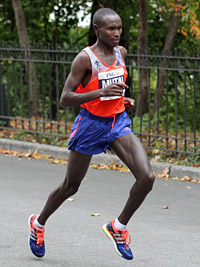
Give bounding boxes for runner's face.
[98,15,122,47]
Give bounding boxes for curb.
[0,138,200,180]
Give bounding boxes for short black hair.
[93,8,120,27]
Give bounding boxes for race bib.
[98,67,125,101]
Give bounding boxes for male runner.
[28,7,155,261]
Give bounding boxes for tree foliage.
[148,0,200,53]
[0,0,89,47]
[0,0,199,52]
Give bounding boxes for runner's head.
[93,8,122,47]
[93,8,120,27]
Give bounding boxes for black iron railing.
[0,43,199,154]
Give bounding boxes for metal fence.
[0,43,199,155]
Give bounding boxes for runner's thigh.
[65,150,92,184]
[110,133,153,179]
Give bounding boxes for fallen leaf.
[90,213,100,216]
[24,151,32,157]
[120,165,130,172]
[67,198,74,201]
[183,175,192,182]
[52,159,62,164]
[172,177,180,180]
[160,206,169,209]
[191,178,198,183]
[162,167,170,176]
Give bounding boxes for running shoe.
[28,214,45,257]
[103,220,133,260]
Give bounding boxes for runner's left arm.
[118,46,135,112]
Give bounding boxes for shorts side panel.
[68,110,111,155]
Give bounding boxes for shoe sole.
[103,224,123,258]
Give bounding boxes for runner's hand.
[102,82,128,97]
[124,97,135,112]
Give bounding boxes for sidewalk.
[0,138,200,180]
[0,151,200,267]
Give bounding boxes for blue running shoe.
[28,214,45,257]
[103,220,133,260]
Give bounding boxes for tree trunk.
[136,0,148,116]
[11,0,36,116]
[153,4,181,112]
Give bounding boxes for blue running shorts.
[68,109,133,155]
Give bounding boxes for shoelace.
[30,227,45,247]
[113,229,131,249]
[121,230,131,249]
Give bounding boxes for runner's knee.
[61,181,80,200]
[138,172,155,193]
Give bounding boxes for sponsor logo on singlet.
[98,67,125,101]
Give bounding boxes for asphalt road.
[0,154,200,267]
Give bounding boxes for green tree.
[153,0,200,111]
[0,0,88,47]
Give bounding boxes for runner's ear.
[93,24,99,34]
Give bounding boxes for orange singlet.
[75,46,128,117]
